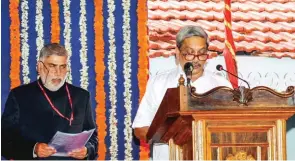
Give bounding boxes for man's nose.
[192,58,199,63]
[54,67,61,76]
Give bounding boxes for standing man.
[132,26,232,160]
[1,43,98,160]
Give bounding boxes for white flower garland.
[21,0,30,84]
[122,0,133,160]
[107,0,118,159]
[36,0,44,60]
[63,0,72,83]
[79,0,88,90]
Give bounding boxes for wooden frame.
[147,76,295,160]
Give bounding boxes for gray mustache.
[192,63,201,68]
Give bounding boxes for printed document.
[48,129,95,156]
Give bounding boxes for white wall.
[149,55,295,159]
[150,56,295,90]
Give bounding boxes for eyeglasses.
[39,61,68,73]
[181,48,208,61]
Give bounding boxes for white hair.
[176,26,209,49]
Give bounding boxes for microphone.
[216,64,250,89]
[184,62,194,86]
[184,62,194,73]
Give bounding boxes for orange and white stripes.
[6,1,151,159]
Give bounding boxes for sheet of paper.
[48,129,95,157]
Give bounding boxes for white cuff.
[33,143,38,158]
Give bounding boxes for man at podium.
[132,26,232,160]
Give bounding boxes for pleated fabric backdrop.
[1,0,150,160]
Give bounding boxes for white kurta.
[132,65,232,160]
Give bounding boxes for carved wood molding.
[251,86,294,98]
[190,86,233,98]
[189,85,295,106]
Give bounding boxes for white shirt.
[132,65,232,160]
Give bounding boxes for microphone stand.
[184,63,193,88]
[219,67,250,89]
[185,68,194,96]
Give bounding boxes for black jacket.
[1,79,98,160]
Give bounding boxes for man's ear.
[37,61,42,74]
[175,47,180,65]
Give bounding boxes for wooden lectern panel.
[147,76,295,160]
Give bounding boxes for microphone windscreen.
[184,62,193,72]
[216,64,223,71]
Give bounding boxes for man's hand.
[34,143,56,158]
[68,146,87,159]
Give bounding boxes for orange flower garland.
[94,0,107,159]
[50,0,60,43]
[137,0,150,159]
[9,0,21,89]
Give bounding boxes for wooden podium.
[147,75,295,160]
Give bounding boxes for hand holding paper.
[48,129,95,157]
[35,143,57,158]
[68,146,88,159]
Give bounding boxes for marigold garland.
[50,0,60,43]
[137,0,150,159]
[9,0,21,89]
[63,0,72,83]
[106,0,118,159]
[20,0,30,84]
[79,0,89,90]
[36,0,44,60]
[122,0,133,160]
[94,0,107,159]
[8,0,151,159]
